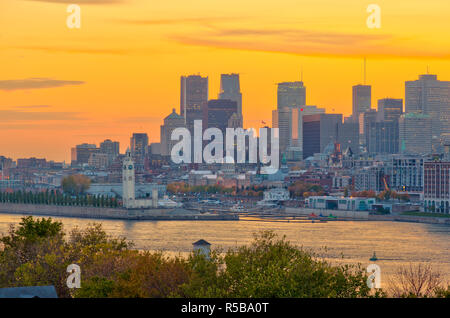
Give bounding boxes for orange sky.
[1,0,449,162]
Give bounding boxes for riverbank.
[0,203,238,221]
[369,214,450,225]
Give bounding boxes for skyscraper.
[100,139,120,158]
[405,74,450,148]
[130,133,148,171]
[399,113,432,154]
[352,85,372,121]
[359,109,377,149]
[272,106,325,157]
[366,121,399,154]
[205,99,238,133]
[302,114,343,158]
[272,107,292,154]
[377,98,403,122]
[71,143,98,166]
[180,75,209,132]
[277,81,306,109]
[218,74,242,126]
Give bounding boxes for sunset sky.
[1,0,450,162]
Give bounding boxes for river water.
[0,213,449,287]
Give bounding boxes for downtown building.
[71,143,98,166]
[218,74,243,127]
[160,108,186,157]
[423,161,450,214]
[277,81,306,109]
[358,98,403,155]
[180,74,209,133]
[272,105,325,160]
[204,99,239,132]
[388,155,425,193]
[399,113,433,154]
[130,133,148,172]
[302,113,359,159]
[405,74,450,150]
[352,84,371,122]
[99,139,120,166]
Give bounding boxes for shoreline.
[0,203,238,221]
[0,202,449,225]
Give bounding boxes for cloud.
[169,26,450,60]
[23,0,123,4]
[121,116,162,123]
[116,17,243,26]
[13,105,52,109]
[14,46,129,56]
[0,109,83,122]
[0,78,85,91]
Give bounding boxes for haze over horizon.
[1,0,449,161]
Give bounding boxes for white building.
[257,187,290,206]
[306,196,375,211]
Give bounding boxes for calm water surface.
[0,214,449,285]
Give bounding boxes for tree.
[180,231,381,298]
[61,175,91,196]
[387,263,445,298]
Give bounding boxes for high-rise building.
[405,74,450,148]
[352,85,372,121]
[218,74,242,125]
[205,99,238,133]
[424,161,450,214]
[302,114,343,158]
[389,155,424,193]
[377,98,403,122]
[366,121,399,154]
[338,121,359,153]
[130,133,148,171]
[160,109,185,157]
[272,105,325,156]
[277,81,306,109]
[71,143,98,166]
[359,109,377,149]
[100,139,120,158]
[399,113,432,154]
[180,75,208,132]
[272,107,291,154]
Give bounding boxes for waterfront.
[0,213,449,286]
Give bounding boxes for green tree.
[61,175,91,196]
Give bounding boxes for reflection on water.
[0,213,449,285]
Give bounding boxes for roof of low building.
[0,286,58,298]
[193,239,211,246]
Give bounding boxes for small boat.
[370,251,378,261]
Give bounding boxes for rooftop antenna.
[363,57,367,85]
[301,67,303,82]
[427,65,430,74]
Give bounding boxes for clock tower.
[122,148,135,208]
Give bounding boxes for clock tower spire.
[122,148,135,208]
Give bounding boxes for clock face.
[128,165,133,170]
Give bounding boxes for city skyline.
[1,0,450,161]
[1,70,449,162]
